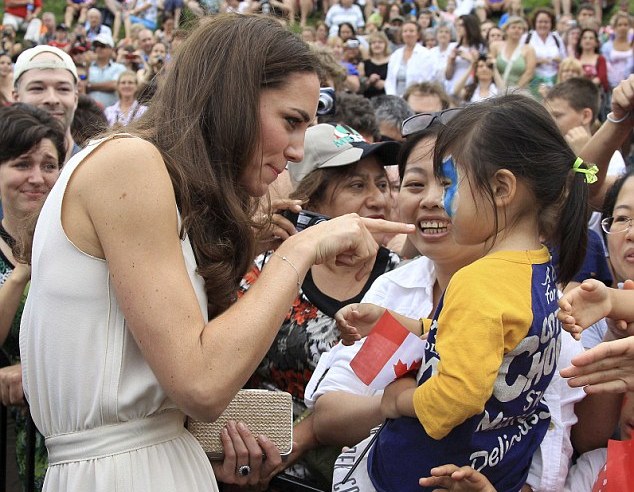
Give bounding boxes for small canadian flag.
[350,311,426,390]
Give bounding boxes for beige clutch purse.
[187,389,294,460]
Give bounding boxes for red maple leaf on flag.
[393,359,423,378]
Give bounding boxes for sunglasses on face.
[401,108,462,137]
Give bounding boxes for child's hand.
[419,464,496,491]
[558,279,612,340]
[335,303,386,346]
[380,377,416,419]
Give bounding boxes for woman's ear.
[491,168,516,207]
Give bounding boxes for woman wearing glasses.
[578,168,634,349]
[601,170,634,286]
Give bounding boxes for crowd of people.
[1,0,634,492]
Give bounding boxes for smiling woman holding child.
[337,94,591,491]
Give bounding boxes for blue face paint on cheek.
[442,156,459,218]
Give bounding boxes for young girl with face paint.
[337,94,591,491]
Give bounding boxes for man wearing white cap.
[13,44,80,161]
[86,32,125,108]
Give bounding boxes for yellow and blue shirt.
[368,247,561,492]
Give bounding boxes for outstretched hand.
[335,302,386,346]
[419,465,496,491]
[557,279,612,340]
[560,336,634,394]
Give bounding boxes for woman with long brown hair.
[18,14,411,492]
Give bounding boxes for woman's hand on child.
[557,279,612,340]
[560,336,634,394]
[419,464,497,491]
[381,377,416,419]
[335,302,386,345]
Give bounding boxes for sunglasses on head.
[401,108,462,137]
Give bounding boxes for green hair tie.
[572,157,598,184]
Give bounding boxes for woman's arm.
[67,137,412,422]
[451,59,473,99]
[517,45,536,89]
[492,63,505,92]
[578,75,634,209]
[445,46,458,80]
[0,264,29,345]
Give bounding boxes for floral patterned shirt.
[238,247,400,418]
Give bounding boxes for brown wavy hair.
[130,14,320,317]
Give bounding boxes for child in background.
[48,23,71,52]
[337,94,591,491]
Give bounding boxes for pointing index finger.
[361,217,415,234]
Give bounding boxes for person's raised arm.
[452,56,475,100]
[70,137,413,422]
[579,75,634,209]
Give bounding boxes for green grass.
[40,0,67,23]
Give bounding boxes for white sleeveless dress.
[19,136,219,491]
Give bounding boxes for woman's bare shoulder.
[62,136,178,258]
[74,136,172,195]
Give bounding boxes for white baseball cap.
[92,32,115,48]
[13,45,78,87]
[287,124,401,185]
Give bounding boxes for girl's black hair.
[433,94,589,285]
[601,167,634,241]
